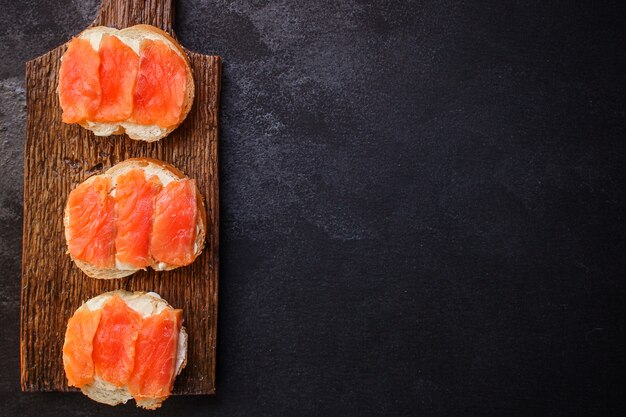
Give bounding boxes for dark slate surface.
[1,0,625,416]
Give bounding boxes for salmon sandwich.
[64,158,206,279]
[63,291,187,409]
[58,24,194,141]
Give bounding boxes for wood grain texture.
[20,0,220,395]
[95,0,175,33]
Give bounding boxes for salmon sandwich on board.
[63,290,187,409]
[64,158,206,279]
[57,24,194,141]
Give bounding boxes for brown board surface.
[20,0,220,394]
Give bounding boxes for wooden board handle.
[93,0,175,34]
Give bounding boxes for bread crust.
[66,290,187,409]
[64,158,206,279]
[61,24,195,142]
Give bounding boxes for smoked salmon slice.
[63,308,102,388]
[132,39,188,128]
[128,309,182,401]
[59,37,101,123]
[66,176,116,268]
[151,180,197,266]
[92,295,143,386]
[93,35,140,122]
[63,292,186,408]
[115,170,162,268]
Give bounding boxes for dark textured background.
[1,0,625,416]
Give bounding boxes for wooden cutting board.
[20,0,220,394]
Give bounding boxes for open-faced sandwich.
[64,158,205,279]
[58,24,194,141]
[63,290,186,409]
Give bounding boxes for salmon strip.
[128,309,182,401]
[150,180,197,266]
[67,176,116,268]
[63,308,102,388]
[131,39,187,127]
[92,295,143,386]
[115,170,162,268]
[93,35,140,122]
[58,38,101,123]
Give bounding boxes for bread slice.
[64,158,206,279]
[65,290,187,409]
[60,24,194,142]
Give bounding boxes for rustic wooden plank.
[94,0,175,33]
[20,0,220,395]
